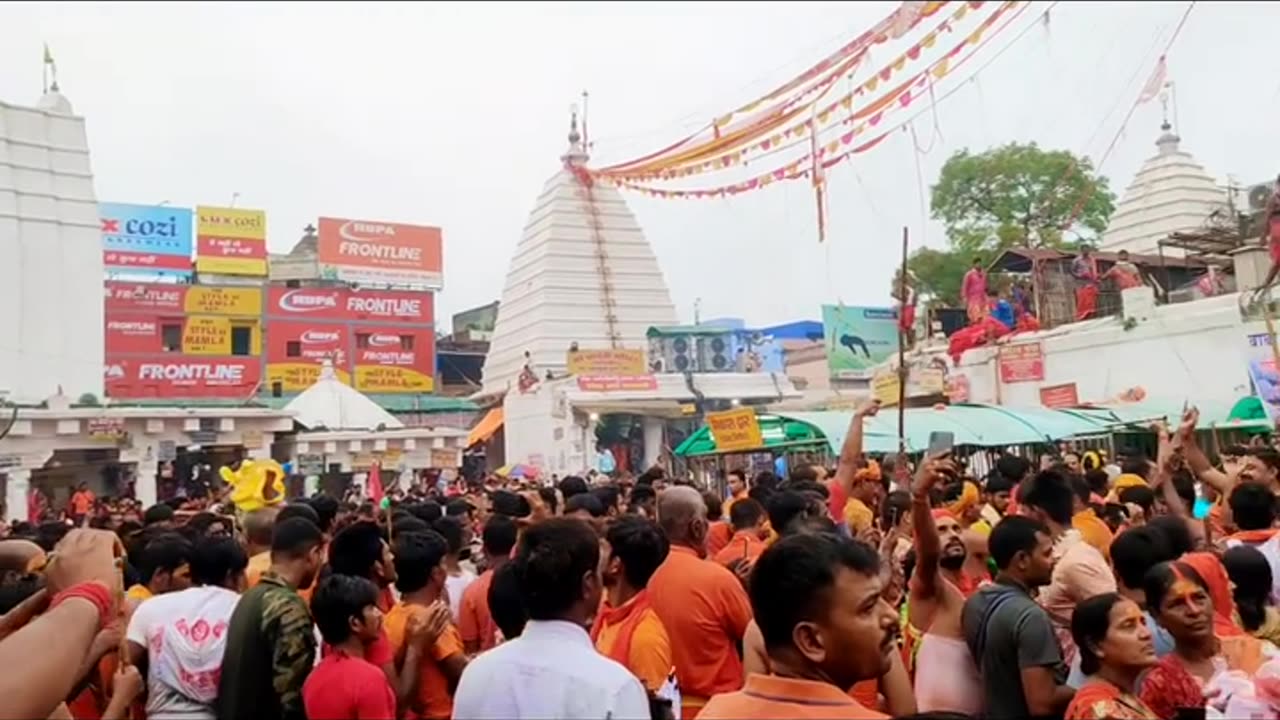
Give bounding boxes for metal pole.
[898,226,908,455]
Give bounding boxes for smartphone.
[927,431,955,457]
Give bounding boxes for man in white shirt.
[434,515,477,620]
[126,535,249,720]
[452,518,650,720]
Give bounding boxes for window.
[271,381,283,398]
[286,341,302,358]
[400,335,415,351]
[230,326,252,356]
[161,324,182,352]
[355,333,371,349]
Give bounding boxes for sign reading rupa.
[266,287,433,324]
[317,217,443,289]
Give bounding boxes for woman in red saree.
[1064,593,1159,720]
[1138,561,1277,719]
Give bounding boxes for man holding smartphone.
[908,452,984,715]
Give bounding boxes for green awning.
[673,415,828,457]
[1067,397,1271,432]
[782,404,1112,454]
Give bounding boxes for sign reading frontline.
[707,407,765,453]
[317,217,443,288]
[821,305,900,380]
[105,357,261,399]
[266,287,433,324]
[195,206,267,276]
[100,203,194,279]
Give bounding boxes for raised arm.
[834,400,881,499]
[1176,408,1234,495]
[910,455,955,600]
[0,530,120,720]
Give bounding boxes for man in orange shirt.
[724,469,748,515]
[69,482,95,525]
[697,533,898,720]
[702,491,732,558]
[384,530,469,719]
[649,486,753,719]
[712,498,767,568]
[459,515,518,655]
[593,515,675,695]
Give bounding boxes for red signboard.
[105,357,261,399]
[1039,383,1080,409]
[998,342,1045,384]
[102,250,192,273]
[104,282,187,314]
[105,318,162,354]
[352,327,435,393]
[266,286,433,324]
[266,322,349,365]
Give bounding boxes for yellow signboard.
[706,407,764,453]
[872,370,901,407]
[196,256,268,276]
[353,448,403,471]
[184,286,262,316]
[195,206,268,277]
[872,367,946,407]
[182,316,231,355]
[267,363,352,393]
[354,365,434,393]
[566,349,647,376]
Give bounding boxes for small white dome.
[35,90,73,115]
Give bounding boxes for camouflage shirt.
[217,572,315,720]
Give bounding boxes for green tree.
[901,142,1117,305]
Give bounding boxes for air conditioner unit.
[1247,182,1273,212]
[702,335,733,372]
[666,336,699,373]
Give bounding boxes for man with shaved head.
[648,486,753,719]
[0,539,46,583]
[243,507,281,589]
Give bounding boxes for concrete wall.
[0,99,103,403]
[957,292,1255,406]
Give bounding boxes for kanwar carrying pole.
[898,226,909,456]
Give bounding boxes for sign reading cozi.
[100,203,194,279]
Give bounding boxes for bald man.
[242,507,280,588]
[0,540,46,583]
[648,487,753,719]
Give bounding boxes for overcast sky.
[2,1,1277,331]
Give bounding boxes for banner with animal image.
[821,305,900,380]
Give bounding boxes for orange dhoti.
[1075,285,1098,320]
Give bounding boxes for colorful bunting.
[599,1,1016,183]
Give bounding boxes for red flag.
[367,462,384,506]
